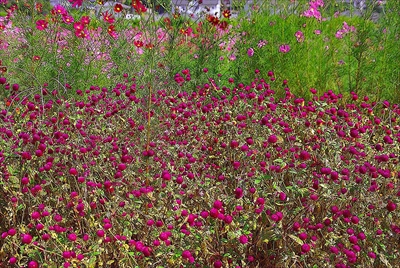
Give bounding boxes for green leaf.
[273,158,284,164]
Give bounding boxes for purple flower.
[295,31,304,42]
[279,44,291,53]
[303,0,324,20]
[258,39,267,48]
[247,48,254,57]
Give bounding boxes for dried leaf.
[379,254,392,268]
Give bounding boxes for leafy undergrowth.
[0,71,399,267]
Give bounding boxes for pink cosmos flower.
[247,48,254,57]
[52,5,67,15]
[36,20,48,31]
[62,15,74,24]
[108,25,118,39]
[75,29,90,39]
[295,31,304,42]
[68,0,83,8]
[73,22,84,31]
[279,44,291,53]
[303,0,324,20]
[335,31,344,39]
[258,39,267,48]
[80,16,90,25]
[102,11,115,24]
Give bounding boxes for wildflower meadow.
[0,0,399,267]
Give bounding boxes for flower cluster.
[335,21,357,39]
[1,68,399,266]
[303,0,324,20]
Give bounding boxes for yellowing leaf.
[288,234,303,245]
[379,254,392,268]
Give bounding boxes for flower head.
[258,39,267,48]
[295,31,304,42]
[80,16,90,25]
[239,235,248,244]
[73,22,84,31]
[132,0,147,15]
[114,3,123,13]
[102,11,115,24]
[222,9,231,18]
[62,15,74,24]
[108,25,118,39]
[52,5,67,16]
[279,44,291,53]
[36,20,48,31]
[68,0,83,8]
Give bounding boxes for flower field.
[0,0,399,267]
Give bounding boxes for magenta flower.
[102,11,115,24]
[239,235,248,244]
[268,135,278,143]
[303,0,324,20]
[68,0,83,8]
[295,31,304,42]
[52,5,67,15]
[80,16,90,25]
[62,15,74,24]
[67,233,77,241]
[107,25,118,39]
[75,29,90,39]
[247,48,254,57]
[36,20,48,31]
[279,44,290,53]
[73,22,84,31]
[301,243,311,253]
[21,233,33,244]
